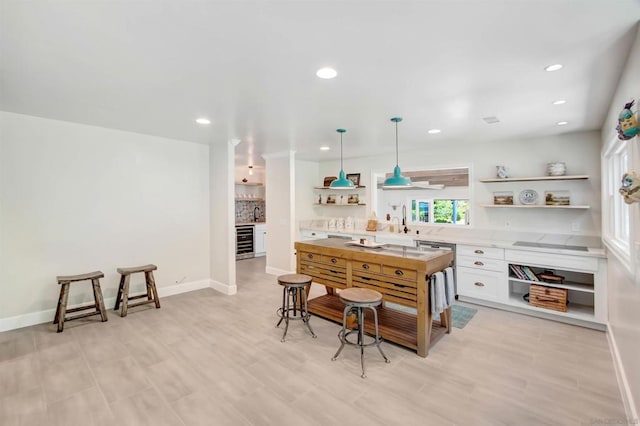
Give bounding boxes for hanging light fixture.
[329,128,356,189]
[383,117,412,188]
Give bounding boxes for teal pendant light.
[383,117,412,188]
[330,128,356,189]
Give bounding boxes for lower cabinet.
[456,244,607,329]
[254,224,267,256]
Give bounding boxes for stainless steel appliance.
[236,225,255,260]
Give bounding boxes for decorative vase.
[496,165,509,179]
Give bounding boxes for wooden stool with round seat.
[114,264,160,317]
[54,271,108,332]
[332,287,390,378]
[276,273,317,342]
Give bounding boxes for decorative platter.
[519,189,539,205]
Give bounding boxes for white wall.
[209,139,236,295]
[0,112,210,328]
[264,152,296,275]
[295,159,320,239]
[317,131,602,235]
[601,24,640,421]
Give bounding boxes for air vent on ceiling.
[482,116,500,124]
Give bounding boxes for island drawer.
[457,245,504,260]
[381,265,418,282]
[352,272,417,307]
[320,255,347,267]
[352,261,381,273]
[299,263,347,289]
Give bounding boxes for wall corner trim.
[209,279,237,295]
[607,324,639,423]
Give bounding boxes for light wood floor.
[0,256,626,425]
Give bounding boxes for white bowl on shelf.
[546,162,566,176]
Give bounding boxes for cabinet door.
[255,225,266,255]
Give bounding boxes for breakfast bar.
[295,238,454,357]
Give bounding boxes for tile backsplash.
[235,200,266,223]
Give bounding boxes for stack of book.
[509,264,539,281]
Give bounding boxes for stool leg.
[53,283,65,325]
[301,286,316,338]
[146,271,161,309]
[120,274,131,317]
[358,307,366,378]
[56,283,70,333]
[370,306,390,363]
[92,278,108,322]
[114,275,125,311]
[281,287,292,342]
[332,305,350,361]
[276,286,286,328]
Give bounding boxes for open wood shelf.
[314,186,366,189]
[481,204,590,209]
[313,203,366,206]
[479,175,589,183]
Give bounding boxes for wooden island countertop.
[294,238,454,357]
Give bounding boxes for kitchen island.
[295,238,453,357]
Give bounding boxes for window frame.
[602,136,632,272]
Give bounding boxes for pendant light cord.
[395,120,399,167]
[340,131,344,170]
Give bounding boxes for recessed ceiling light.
[316,67,337,79]
[320,146,330,151]
[544,64,563,72]
[195,118,211,124]
[552,100,566,105]
[557,121,569,126]
[427,129,441,134]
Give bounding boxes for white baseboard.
[0,279,213,332]
[265,266,293,276]
[607,324,639,423]
[209,279,237,295]
[158,279,211,298]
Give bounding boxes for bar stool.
[54,271,108,332]
[276,274,316,342]
[332,287,390,378]
[114,264,160,317]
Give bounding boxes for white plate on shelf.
[519,189,539,205]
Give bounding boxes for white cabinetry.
[254,223,267,256]
[504,249,606,326]
[456,244,507,303]
[456,243,607,329]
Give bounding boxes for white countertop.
[236,221,266,226]
[299,221,605,258]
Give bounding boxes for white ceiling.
[2,0,639,172]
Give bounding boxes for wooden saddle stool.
[54,271,108,332]
[114,264,160,317]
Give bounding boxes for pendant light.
[383,117,412,188]
[329,128,356,189]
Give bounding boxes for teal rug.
[385,303,478,329]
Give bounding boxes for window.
[602,137,631,267]
[409,199,469,225]
[434,199,469,225]
[411,199,430,223]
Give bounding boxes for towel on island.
[444,267,455,306]
[431,267,456,315]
